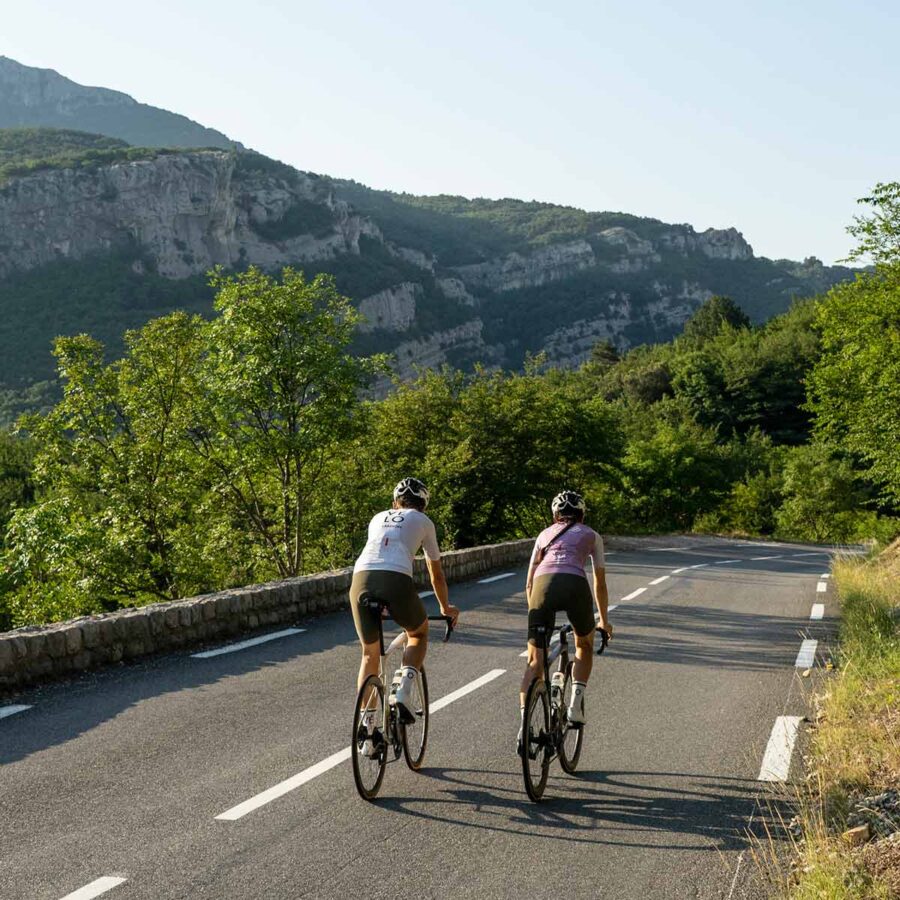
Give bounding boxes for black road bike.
[521,623,609,802]
[351,597,454,801]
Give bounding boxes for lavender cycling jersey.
[529,522,605,580]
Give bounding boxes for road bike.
[520,622,609,802]
[351,597,454,801]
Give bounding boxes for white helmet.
[551,490,586,517]
[393,477,430,509]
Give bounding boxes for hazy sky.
[4,1,898,263]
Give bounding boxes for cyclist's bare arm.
[594,565,613,638]
[425,557,459,626]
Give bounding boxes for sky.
[4,0,898,264]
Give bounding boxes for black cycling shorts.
[350,569,427,645]
[528,573,595,646]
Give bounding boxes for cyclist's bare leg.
[572,629,595,683]
[401,617,429,670]
[358,639,381,692]
[519,643,544,707]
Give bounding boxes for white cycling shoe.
[566,682,587,727]
[389,666,418,725]
[359,711,379,758]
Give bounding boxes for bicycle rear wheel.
[522,678,551,801]
[401,667,429,770]
[559,660,584,773]
[352,674,387,801]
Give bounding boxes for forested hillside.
[1,184,897,630]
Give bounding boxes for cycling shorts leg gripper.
[350,570,425,644]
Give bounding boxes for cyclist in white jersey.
[351,478,459,723]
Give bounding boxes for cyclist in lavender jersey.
[518,491,612,749]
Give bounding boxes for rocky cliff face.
[0,139,853,393]
[0,151,375,279]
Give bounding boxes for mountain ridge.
[0,56,238,150]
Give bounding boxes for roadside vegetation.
[0,185,898,630]
[772,543,900,898]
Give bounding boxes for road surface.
[0,537,842,899]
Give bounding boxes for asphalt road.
[0,537,844,900]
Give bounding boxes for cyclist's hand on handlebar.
[441,603,460,628]
[598,621,613,640]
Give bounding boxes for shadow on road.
[379,765,785,853]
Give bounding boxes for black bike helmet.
[393,477,430,509]
[551,490,586,518]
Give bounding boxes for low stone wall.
[0,538,533,693]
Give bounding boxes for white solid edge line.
[751,555,783,560]
[689,563,708,569]
[191,627,306,659]
[621,587,646,602]
[649,575,670,585]
[810,604,825,620]
[758,715,803,781]
[216,668,507,820]
[59,877,127,900]
[478,572,515,584]
[794,639,818,669]
[793,552,828,557]
[816,581,828,593]
[648,547,689,552]
[0,704,33,719]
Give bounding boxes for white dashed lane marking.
[0,704,32,719]
[810,604,825,620]
[816,581,827,593]
[751,555,783,560]
[758,716,803,781]
[215,669,507,820]
[648,575,670,585]
[59,877,127,900]
[621,587,647,602]
[478,572,515,584]
[191,628,306,659]
[794,639,818,668]
[715,559,743,565]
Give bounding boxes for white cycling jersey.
[353,508,440,577]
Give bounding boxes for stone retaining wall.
[0,539,534,693]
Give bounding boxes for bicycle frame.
[361,597,452,747]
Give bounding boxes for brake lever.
[596,628,610,655]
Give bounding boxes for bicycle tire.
[351,674,387,801]
[559,660,584,774]
[401,667,429,770]
[522,677,551,802]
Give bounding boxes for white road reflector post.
[758,716,803,781]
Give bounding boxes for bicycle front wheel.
[559,660,584,774]
[522,678,551,802]
[401,667,429,770]
[352,674,387,801]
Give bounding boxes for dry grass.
[782,547,900,898]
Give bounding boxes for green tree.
[808,184,900,503]
[5,313,207,623]
[189,267,386,577]
[683,295,751,342]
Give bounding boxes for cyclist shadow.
[378,765,779,851]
